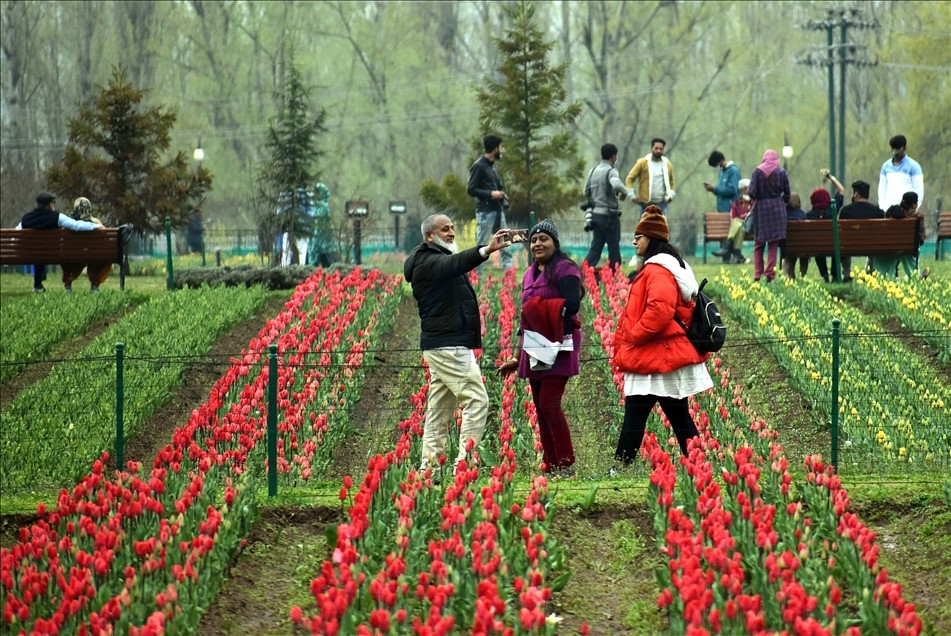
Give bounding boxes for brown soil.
[326,293,421,480]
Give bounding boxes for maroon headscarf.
[756,149,780,177]
[809,188,831,209]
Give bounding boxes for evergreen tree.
[45,66,212,235]
[258,58,327,266]
[421,1,583,228]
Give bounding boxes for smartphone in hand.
[506,229,530,244]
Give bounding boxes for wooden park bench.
[0,227,131,289]
[936,211,951,260]
[702,212,752,263]
[781,218,920,275]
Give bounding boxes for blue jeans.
[584,213,621,270]
[639,201,669,215]
[33,264,47,290]
[475,210,513,273]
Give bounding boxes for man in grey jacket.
[583,143,634,270]
[403,214,509,472]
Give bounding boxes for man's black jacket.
[403,242,487,351]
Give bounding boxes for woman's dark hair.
[641,237,686,269]
[885,204,904,220]
[542,250,586,299]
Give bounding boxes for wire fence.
[3,324,946,493]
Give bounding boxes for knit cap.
[529,219,559,245]
[635,205,669,242]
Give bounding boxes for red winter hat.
[810,188,831,209]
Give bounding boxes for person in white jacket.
[878,134,923,210]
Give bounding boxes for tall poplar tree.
[44,66,212,235]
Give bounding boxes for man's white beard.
[433,236,459,254]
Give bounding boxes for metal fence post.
[267,343,278,496]
[116,342,125,470]
[165,217,175,291]
[831,319,840,472]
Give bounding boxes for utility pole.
[797,7,878,186]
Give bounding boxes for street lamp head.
[193,133,204,162]
[782,145,794,159]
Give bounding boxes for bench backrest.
[938,211,951,239]
[0,228,122,265]
[703,212,751,240]
[783,218,920,259]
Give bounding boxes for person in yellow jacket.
[625,138,675,215]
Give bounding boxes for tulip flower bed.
[646,365,922,635]
[709,271,950,470]
[850,269,951,364]
[0,290,143,384]
[291,270,569,634]
[1,286,270,493]
[1,268,405,634]
[199,268,403,484]
[582,266,923,635]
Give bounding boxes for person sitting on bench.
[16,191,102,293]
[60,197,112,292]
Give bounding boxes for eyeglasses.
[633,234,645,242]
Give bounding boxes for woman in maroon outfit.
[498,220,582,477]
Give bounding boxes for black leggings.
[615,394,699,462]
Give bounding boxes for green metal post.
[827,26,836,180]
[830,319,840,472]
[267,343,278,497]
[201,236,206,267]
[838,22,847,184]
[116,342,125,470]
[529,211,536,228]
[831,201,841,283]
[165,217,175,290]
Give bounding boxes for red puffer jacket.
[613,262,709,374]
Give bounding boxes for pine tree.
[45,66,212,235]
[420,1,583,228]
[479,1,584,227]
[258,58,327,266]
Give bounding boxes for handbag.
[742,207,755,234]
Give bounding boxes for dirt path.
[327,292,422,480]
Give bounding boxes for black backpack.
[676,278,726,353]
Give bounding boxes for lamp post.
[192,134,205,265]
[389,200,406,250]
[193,134,204,165]
[346,199,369,265]
[782,136,794,172]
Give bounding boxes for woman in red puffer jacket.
[613,205,712,463]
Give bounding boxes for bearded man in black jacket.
[403,214,508,472]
